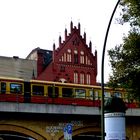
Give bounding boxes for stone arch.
[0,124,49,140]
[58,126,101,140]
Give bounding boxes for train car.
[29,80,114,107]
[0,76,138,108]
[0,76,24,102]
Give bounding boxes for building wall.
[0,56,37,81]
[37,22,97,85]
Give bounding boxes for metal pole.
[101,0,121,140]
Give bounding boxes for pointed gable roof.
[53,21,97,66]
[56,21,87,51]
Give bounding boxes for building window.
[88,59,91,65]
[74,54,78,64]
[62,55,64,62]
[67,53,71,62]
[74,50,78,64]
[80,51,84,64]
[86,56,88,65]
[64,53,66,62]
[80,72,85,84]
[74,71,78,83]
[86,73,91,85]
[67,49,71,53]
[80,56,84,64]
[67,49,72,62]
[60,65,65,72]
[85,56,91,65]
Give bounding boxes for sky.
[0,0,130,83]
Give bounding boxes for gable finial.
[84,31,86,42]
[70,20,73,32]
[78,21,80,34]
[53,42,56,50]
[65,28,67,40]
[89,41,92,52]
[59,35,61,46]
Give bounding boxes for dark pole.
[101,0,121,140]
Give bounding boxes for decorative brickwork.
[29,22,97,85]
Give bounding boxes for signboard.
[64,124,72,140]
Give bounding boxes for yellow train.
[0,76,138,108]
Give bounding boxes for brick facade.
[28,21,97,85]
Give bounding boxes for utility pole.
[101,0,121,140]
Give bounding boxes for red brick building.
[27,21,97,85]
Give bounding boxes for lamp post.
[101,0,121,140]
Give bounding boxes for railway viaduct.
[0,102,140,140]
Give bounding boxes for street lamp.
[101,0,121,140]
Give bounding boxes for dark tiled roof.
[38,49,52,67]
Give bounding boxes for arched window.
[74,71,78,84]
[62,55,64,62]
[86,73,91,85]
[67,54,72,62]
[74,50,78,64]
[86,56,88,65]
[67,49,72,62]
[88,59,91,65]
[64,53,66,62]
[80,51,84,64]
[80,72,85,84]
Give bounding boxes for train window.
[32,85,44,95]
[1,82,6,94]
[89,90,94,100]
[94,91,99,100]
[75,89,86,98]
[48,86,59,98]
[10,83,22,94]
[114,92,122,98]
[104,92,111,100]
[62,88,73,97]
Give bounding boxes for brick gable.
[36,21,97,85]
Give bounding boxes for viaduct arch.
[0,124,48,140]
[0,123,101,140]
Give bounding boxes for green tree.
[119,0,140,28]
[108,30,140,99]
[108,0,140,99]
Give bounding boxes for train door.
[48,85,59,98]
[1,82,6,94]
[24,81,31,103]
[0,82,6,101]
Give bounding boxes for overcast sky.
[0,0,130,83]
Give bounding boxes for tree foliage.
[108,0,140,99]
[108,31,140,98]
[119,0,140,28]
